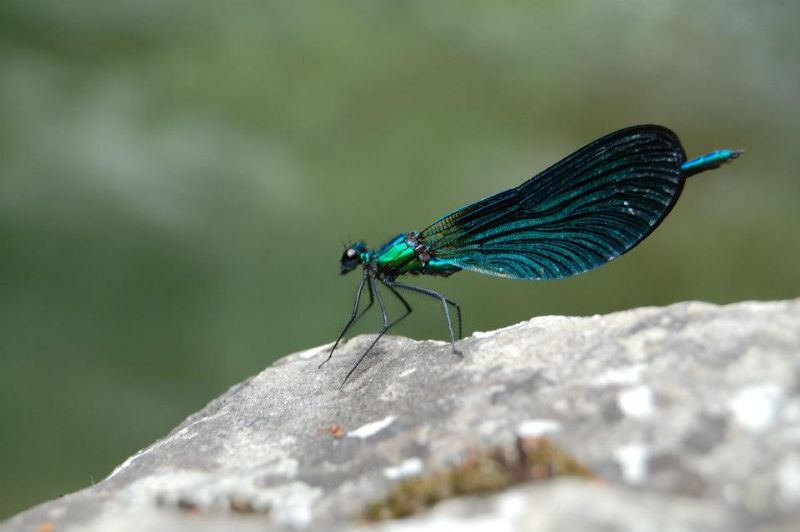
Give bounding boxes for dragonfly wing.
[420,125,688,280]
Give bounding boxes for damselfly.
[322,125,741,386]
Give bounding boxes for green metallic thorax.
[373,234,415,269]
[369,232,460,279]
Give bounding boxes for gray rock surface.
[5,299,800,532]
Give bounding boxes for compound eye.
[346,248,356,258]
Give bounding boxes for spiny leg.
[320,271,374,369]
[339,277,412,389]
[386,280,462,354]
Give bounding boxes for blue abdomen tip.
[681,149,742,177]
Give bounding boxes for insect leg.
[382,281,413,319]
[339,277,414,389]
[319,271,374,369]
[386,280,462,354]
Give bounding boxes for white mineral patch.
[398,367,417,378]
[269,482,323,529]
[617,385,654,418]
[778,454,800,510]
[384,490,527,532]
[384,458,424,480]
[517,419,562,437]
[730,383,782,431]
[472,328,502,339]
[348,415,396,439]
[300,345,328,359]
[593,364,645,386]
[472,320,529,339]
[615,444,649,484]
[46,506,66,519]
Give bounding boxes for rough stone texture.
[5,299,800,532]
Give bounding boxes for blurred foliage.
[0,0,798,518]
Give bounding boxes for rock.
[4,299,800,532]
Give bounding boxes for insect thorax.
[371,232,460,278]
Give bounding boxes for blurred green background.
[1,0,798,518]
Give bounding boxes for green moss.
[364,437,594,521]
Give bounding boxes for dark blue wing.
[420,125,688,280]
